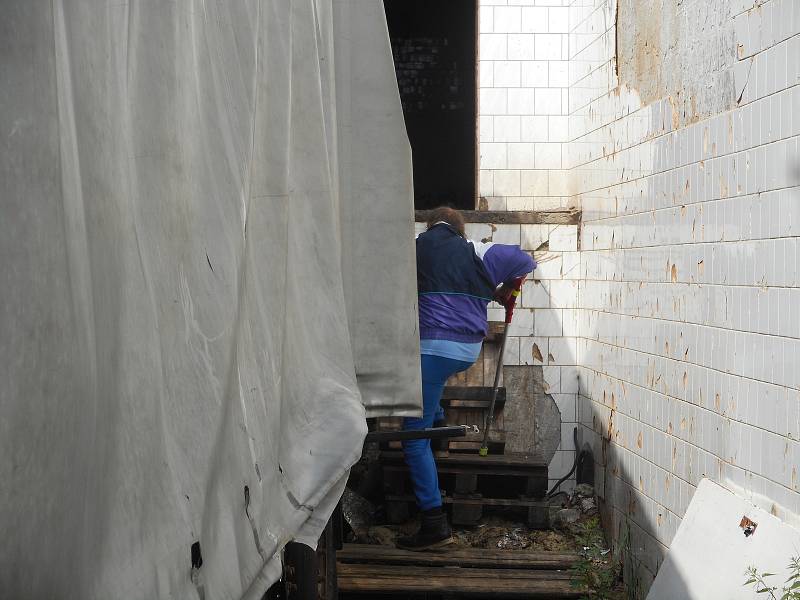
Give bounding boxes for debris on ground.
[554,508,581,525]
[344,480,627,597]
[573,483,598,515]
[495,528,530,549]
[350,481,605,552]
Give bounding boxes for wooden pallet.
[376,385,507,453]
[338,544,578,569]
[381,451,549,526]
[337,544,582,598]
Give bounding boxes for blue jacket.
[416,223,536,343]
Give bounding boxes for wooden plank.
[336,577,580,598]
[441,386,506,402]
[337,563,573,581]
[448,440,504,452]
[459,428,505,444]
[375,429,506,446]
[443,398,506,409]
[384,440,491,451]
[415,209,581,225]
[382,463,534,478]
[337,544,579,570]
[383,464,545,478]
[385,494,549,507]
[375,416,403,432]
[380,450,548,467]
[337,563,582,597]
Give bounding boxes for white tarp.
[0,1,421,598]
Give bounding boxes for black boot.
[396,507,454,551]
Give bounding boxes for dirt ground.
[364,513,577,552]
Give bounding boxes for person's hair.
[426,206,465,237]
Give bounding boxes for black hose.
[545,426,579,498]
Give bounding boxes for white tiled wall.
[569,0,800,593]
[514,222,581,493]
[478,221,581,493]
[478,0,581,483]
[479,0,574,212]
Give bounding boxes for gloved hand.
[493,277,525,323]
[493,286,512,307]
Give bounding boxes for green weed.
[743,557,800,599]
[570,517,622,600]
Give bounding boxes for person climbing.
[396,206,536,551]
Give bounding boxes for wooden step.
[337,563,582,597]
[385,494,549,508]
[380,433,505,453]
[338,544,578,570]
[375,387,507,452]
[377,419,506,453]
[441,386,506,407]
[380,450,548,473]
[381,451,550,526]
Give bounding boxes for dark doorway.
[384,0,477,210]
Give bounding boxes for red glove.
[493,277,525,323]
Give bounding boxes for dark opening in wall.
[383,0,477,210]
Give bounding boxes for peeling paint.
[617,0,736,126]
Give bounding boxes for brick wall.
[569,0,800,594]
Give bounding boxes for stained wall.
[569,0,800,593]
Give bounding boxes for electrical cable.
[545,426,580,498]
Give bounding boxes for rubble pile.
[342,482,602,553]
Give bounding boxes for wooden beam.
[416,209,581,225]
[441,386,506,402]
[385,494,551,507]
[380,449,548,467]
[337,544,579,570]
[337,563,583,597]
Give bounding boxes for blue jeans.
[402,354,474,511]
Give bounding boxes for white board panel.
[648,479,800,600]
